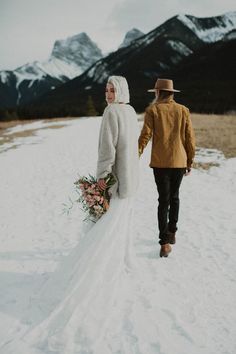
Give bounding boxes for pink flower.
[73,173,115,222]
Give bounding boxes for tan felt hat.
[148,78,180,92]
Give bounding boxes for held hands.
[184,167,191,176]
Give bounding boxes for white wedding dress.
[5,196,135,354]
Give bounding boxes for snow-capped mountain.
[50,32,102,78]
[0,32,102,108]
[1,11,236,118]
[23,11,236,118]
[177,12,236,43]
[85,11,236,84]
[126,11,236,59]
[119,28,144,48]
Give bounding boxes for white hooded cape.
[96,76,139,198]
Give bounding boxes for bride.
[5,76,139,354]
[97,75,139,199]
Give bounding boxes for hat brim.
[147,88,181,93]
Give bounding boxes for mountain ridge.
[0,32,103,108]
[1,11,236,118]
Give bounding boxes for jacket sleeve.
[96,108,118,179]
[184,108,195,168]
[138,107,154,155]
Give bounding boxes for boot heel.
[160,244,172,257]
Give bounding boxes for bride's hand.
[98,179,107,190]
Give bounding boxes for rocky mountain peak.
[51,32,103,70]
[177,11,236,42]
[119,28,144,48]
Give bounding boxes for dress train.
[5,197,135,354]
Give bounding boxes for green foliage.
[0,109,18,121]
[85,96,98,116]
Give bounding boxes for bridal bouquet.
[73,173,116,222]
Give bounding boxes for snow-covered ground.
[0,117,236,354]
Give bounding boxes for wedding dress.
[3,75,140,354]
[5,196,135,354]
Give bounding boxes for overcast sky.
[0,0,235,70]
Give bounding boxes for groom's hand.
[98,179,107,190]
[184,167,191,176]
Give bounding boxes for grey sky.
[0,0,235,70]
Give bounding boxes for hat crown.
[155,79,174,91]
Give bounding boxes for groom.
[138,79,195,257]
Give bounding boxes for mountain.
[50,32,102,75]
[177,11,236,42]
[168,38,236,113]
[119,28,144,48]
[0,33,102,109]
[19,11,236,118]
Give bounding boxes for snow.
[0,119,77,154]
[2,32,102,90]
[51,32,103,73]
[14,63,46,105]
[0,117,236,354]
[224,30,236,40]
[15,62,46,87]
[13,58,81,86]
[87,60,109,83]
[167,40,193,56]
[4,119,72,136]
[37,58,82,81]
[178,12,236,43]
[0,31,103,101]
[194,147,225,164]
[0,71,10,84]
[134,29,163,48]
[222,11,236,29]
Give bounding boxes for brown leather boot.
[160,244,172,257]
[167,231,176,244]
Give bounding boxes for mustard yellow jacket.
[138,97,195,168]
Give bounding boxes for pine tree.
[86,96,98,117]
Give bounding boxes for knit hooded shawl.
[107,76,130,104]
[97,76,139,198]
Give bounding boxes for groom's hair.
[158,90,174,99]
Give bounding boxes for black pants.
[153,168,185,245]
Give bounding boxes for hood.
[107,76,130,104]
